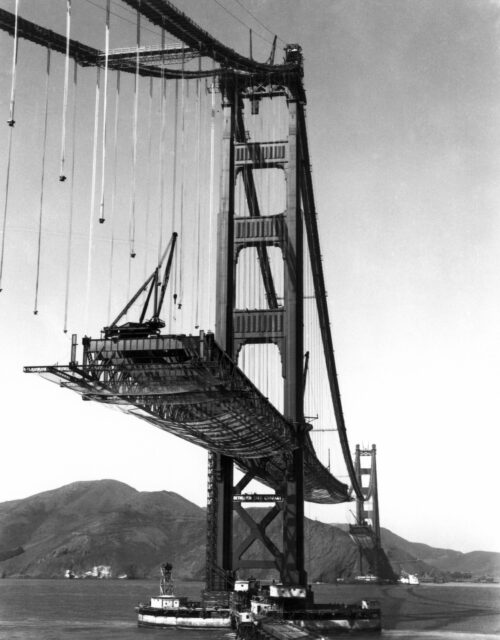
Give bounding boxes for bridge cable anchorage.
[33,46,52,316]
[129,0,141,258]
[84,65,101,329]
[59,0,71,182]
[106,70,121,326]
[98,0,111,223]
[63,60,79,334]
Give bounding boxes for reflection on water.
[0,580,498,639]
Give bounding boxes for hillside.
[380,528,500,579]
[0,480,206,579]
[0,480,498,580]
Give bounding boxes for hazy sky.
[0,0,499,555]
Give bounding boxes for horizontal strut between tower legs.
[233,214,285,250]
[233,494,283,503]
[233,501,283,573]
[234,141,288,168]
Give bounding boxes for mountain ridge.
[0,480,498,580]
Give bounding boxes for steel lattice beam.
[25,333,349,504]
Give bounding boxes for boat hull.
[137,606,233,629]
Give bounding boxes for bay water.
[0,579,498,639]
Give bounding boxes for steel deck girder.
[25,334,349,504]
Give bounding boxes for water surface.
[0,579,498,639]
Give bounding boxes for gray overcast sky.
[0,0,499,554]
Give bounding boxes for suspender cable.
[98,0,111,223]
[59,0,71,181]
[170,79,179,322]
[84,66,101,328]
[157,23,166,264]
[63,61,78,332]
[0,0,20,290]
[129,0,141,259]
[143,76,153,282]
[0,127,14,292]
[7,0,19,127]
[33,47,52,315]
[177,51,186,311]
[194,61,202,329]
[107,70,121,325]
[207,62,216,327]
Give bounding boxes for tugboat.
[136,563,233,629]
[137,566,381,634]
[233,579,382,636]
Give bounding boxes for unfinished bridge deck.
[25,332,349,505]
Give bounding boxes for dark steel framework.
[7,0,367,592]
[353,445,381,547]
[349,445,394,580]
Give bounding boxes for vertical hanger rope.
[98,0,111,223]
[59,0,71,181]
[129,0,141,259]
[0,0,20,291]
[106,70,121,325]
[84,66,101,328]
[33,47,52,315]
[63,61,79,332]
[7,0,19,127]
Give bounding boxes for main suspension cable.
[59,0,71,181]
[33,47,52,315]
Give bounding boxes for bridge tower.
[350,444,394,580]
[354,445,381,549]
[207,46,307,591]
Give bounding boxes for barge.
[136,566,381,634]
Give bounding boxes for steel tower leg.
[281,98,306,586]
[207,85,236,592]
[211,82,307,588]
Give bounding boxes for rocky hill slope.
[0,480,497,580]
